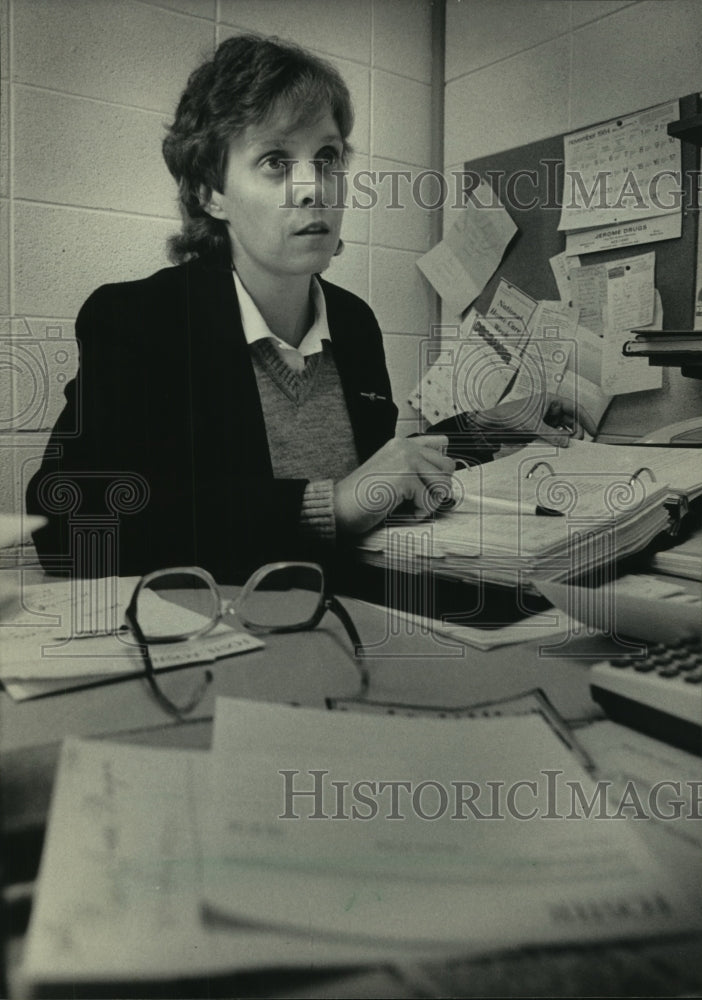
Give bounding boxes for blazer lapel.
[183,261,273,477]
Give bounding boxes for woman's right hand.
[334,435,456,535]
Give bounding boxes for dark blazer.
[27,258,398,583]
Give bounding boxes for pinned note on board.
[416,180,517,318]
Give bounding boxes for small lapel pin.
[360,391,387,402]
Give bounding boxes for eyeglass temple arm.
[325,595,369,695]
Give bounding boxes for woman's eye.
[261,155,289,173]
[317,147,342,167]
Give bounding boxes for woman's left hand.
[476,393,593,447]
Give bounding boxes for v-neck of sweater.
[251,339,324,406]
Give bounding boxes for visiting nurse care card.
[200,698,701,951]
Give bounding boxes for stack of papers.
[357,441,702,591]
[19,697,701,993]
[0,576,263,701]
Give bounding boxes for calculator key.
[657,666,680,678]
[633,660,656,672]
[683,670,702,684]
[610,656,635,667]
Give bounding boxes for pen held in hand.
[450,495,564,517]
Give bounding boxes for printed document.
[201,698,701,949]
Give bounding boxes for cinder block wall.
[0,0,434,564]
[444,0,702,442]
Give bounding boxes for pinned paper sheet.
[559,101,681,233]
[416,180,517,318]
[549,251,581,305]
[503,301,577,402]
[408,309,517,423]
[601,288,663,395]
[485,278,537,349]
[566,212,681,256]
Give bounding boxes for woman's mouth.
[294,222,330,235]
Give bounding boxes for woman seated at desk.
[27,34,585,585]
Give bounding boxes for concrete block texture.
[14,202,174,317]
[372,0,432,83]
[372,69,431,166]
[446,0,571,81]
[370,246,432,336]
[14,87,178,217]
[0,199,8,314]
[383,331,428,423]
[139,0,216,17]
[326,240,369,302]
[0,81,7,197]
[0,317,79,434]
[370,156,434,253]
[570,0,702,129]
[217,0,372,63]
[445,34,571,165]
[13,0,215,114]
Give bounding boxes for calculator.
[590,639,702,756]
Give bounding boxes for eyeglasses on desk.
[124,561,368,719]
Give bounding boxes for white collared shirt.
[232,270,330,362]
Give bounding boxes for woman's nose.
[290,159,325,207]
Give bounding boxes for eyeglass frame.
[124,561,368,719]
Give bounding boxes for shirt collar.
[232,271,330,358]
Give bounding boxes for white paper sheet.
[20,739,442,990]
[0,577,263,682]
[601,285,663,396]
[549,251,581,304]
[559,101,680,232]
[566,212,681,256]
[408,309,517,423]
[534,579,701,646]
[201,698,701,949]
[485,278,537,348]
[416,181,517,318]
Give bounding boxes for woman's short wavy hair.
[162,34,354,265]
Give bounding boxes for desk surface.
[1,577,701,998]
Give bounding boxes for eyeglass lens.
[136,571,218,640]
[239,564,323,629]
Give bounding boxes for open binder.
[356,441,702,592]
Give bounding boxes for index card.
[417,180,517,318]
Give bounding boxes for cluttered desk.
[1,490,701,998]
[3,92,702,997]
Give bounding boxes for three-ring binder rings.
[356,440,702,591]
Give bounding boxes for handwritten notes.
[0,576,263,689]
[21,739,416,990]
[416,181,517,318]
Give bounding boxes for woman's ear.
[200,185,227,220]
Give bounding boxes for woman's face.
[208,106,345,287]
